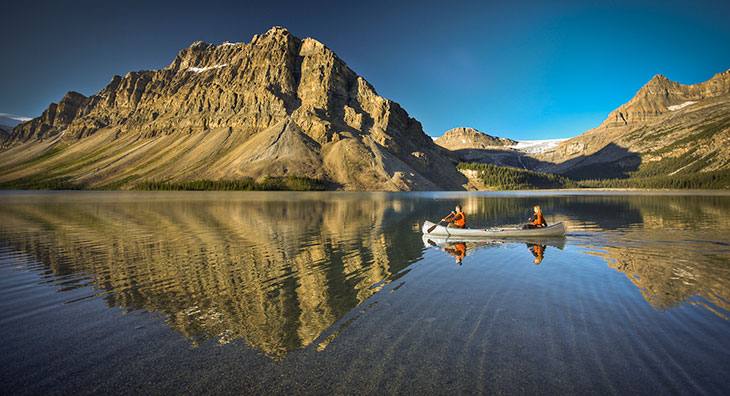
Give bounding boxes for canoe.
[422,221,566,238]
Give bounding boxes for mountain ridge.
[1,26,465,191]
[536,70,730,180]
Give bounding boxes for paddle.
[427,212,453,233]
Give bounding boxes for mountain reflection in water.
[0,191,729,361]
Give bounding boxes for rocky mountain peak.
[538,67,730,176]
[599,70,730,128]
[265,26,290,36]
[435,127,517,151]
[648,73,669,83]
[3,26,465,191]
[640,74,675,91]
[189,40,211,49]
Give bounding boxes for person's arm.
[442,211,455,222]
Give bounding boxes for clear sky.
[2,0,729,139]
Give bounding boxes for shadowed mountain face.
[0,192,728,361]
[0,27,464,191]
[538,71,730,178]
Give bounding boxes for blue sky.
[2,0,729,139]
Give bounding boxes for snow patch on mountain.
[667,101,696,111]
[187,64,228,73]
[511,139,568,154]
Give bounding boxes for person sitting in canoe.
[442,205,466,229]
[523,205,547,229]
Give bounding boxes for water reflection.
[0,192,729,360]
[527,243,545,264]
[422,236,565,266]
[0,193,432,358]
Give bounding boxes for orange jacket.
[452,211,466,228]
[532,212,545,227]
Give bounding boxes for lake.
[0,191,728,394]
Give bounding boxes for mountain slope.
[538,70,730,179]
[435,127,516,150]
[1,27,464,191]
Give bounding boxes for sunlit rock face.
[537,70,730,177]
[1,26,464,191]
[435,127,517,150]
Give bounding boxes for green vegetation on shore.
[0,176,84,190]
[579,170,730,189]
[458,163,573,189]
[2,164,728,191]
[459,162,730,190]
[0,176,328,191]
[134,176,328,191]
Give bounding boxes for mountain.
[433,127,530,169]
[538,70,730,180]
[0,114,31,140]
[511,139,568,154]
[0,125,10,141]
[0,113,31,129]
[435,127,516,150]
[0,26,465,191]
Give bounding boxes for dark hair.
[455,205,462,211]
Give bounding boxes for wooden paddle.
[427,213,453,233]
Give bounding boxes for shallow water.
[0,191,728,394]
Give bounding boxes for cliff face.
[2,26,465,191]
[11,91,89,141]
[601,71,730,128]
[538,70,730,178]
[434,127,517,150]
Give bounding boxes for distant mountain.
[538,70,730,181]
[435,127,517,150]
[0,26,464,191]
[0,114,31,128]
[0,114,31,138]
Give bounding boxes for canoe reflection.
[423,236,566,265]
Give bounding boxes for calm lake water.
[0,191,729,394]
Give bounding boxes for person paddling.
[442,205,466,229]
[523,205,547,229]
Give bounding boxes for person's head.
[533,256,543,265]
[455,205,462,212]
[533,205,541,214]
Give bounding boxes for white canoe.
[422,221,566,238]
